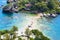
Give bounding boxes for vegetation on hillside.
[4,0,60,14]
[0,26,50,40]
[16,0,60,13]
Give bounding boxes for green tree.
[18,36,22,40]
[31,29,50,40]
[10,26,18,40]
[11,26,18,32]
[31,30,43,36]
[35,1,48,12]
[30,37,34,40]
[34,36,41,40]
[2,30,9,35]
[41,35,50,40]
[3,33,10,40]
[56,8,60,14]
[47,0,58,10]
[25,28,32,40]
[17,0,26,9]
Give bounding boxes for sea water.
[0,0,60,40]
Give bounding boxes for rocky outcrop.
[7,0,17,3]
[3,5,12,12]
[3,2,19,13]
[43,13,57,18]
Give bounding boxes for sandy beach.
[17,13,43,36]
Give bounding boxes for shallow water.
[37,16,60,40]
[0,0,60,40]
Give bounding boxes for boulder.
[3,5,12,12]
[50,14,57,18]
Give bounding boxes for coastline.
[17,13,50,36]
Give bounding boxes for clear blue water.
[38,16,60,40]
[0,0,60,40]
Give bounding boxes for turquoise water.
[0,0,60,40]
[37,16,60,40]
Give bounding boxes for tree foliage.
[6,0,60,14]
[0,26,50,40]
[31,29,50,40]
